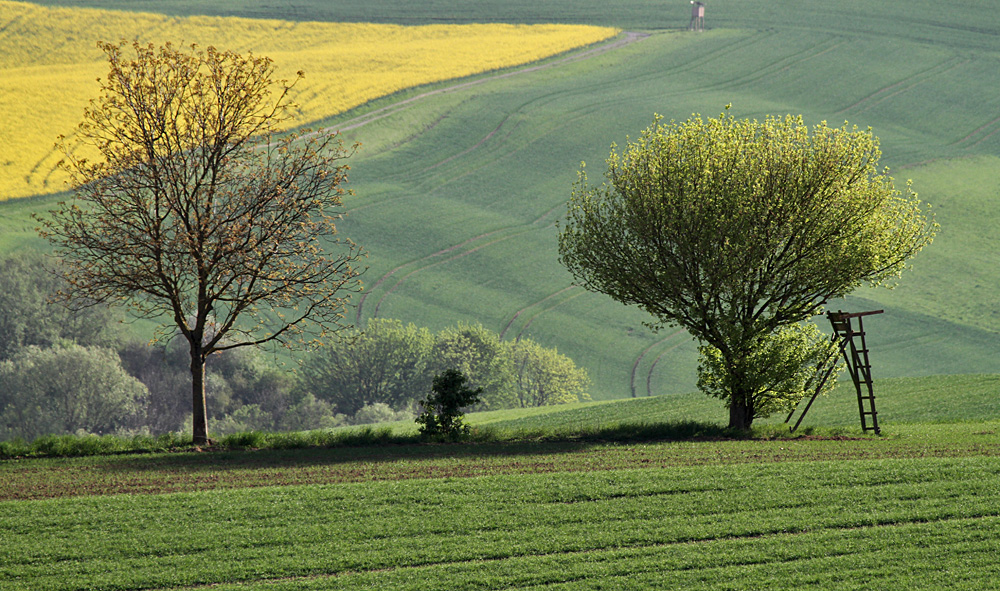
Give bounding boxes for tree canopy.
[38,41,365,444]
[558,111,935,429]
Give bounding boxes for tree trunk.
[191,353,209,445]
[728,394,754,431]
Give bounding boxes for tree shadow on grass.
[85,420,793,474]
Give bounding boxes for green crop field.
[4,374,1000,589]
[8,0,997,399]
[6,454,1000,590]
[2,0,998,399]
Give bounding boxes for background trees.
[0,344,147,441]
[297,318,434,416]
[0,251,121,362]
[511,339,591,408]
[298,321,591,417]
[559,111,936,429]
[38,41,366,444]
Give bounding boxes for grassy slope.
[3,0,999,399]
[475,374,1000,433]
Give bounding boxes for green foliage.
[697,322,842,422]
[0,431,190,458]
[299,318,433,415]
[559,111,936,428]
[277,392,346,432]
[430,323,517,410]
[510,338,591,407]
[351,402,412,426]
[8,3,1000,402]
[416,369,483,439]
[298,320,590,416]
[5,0,1000,419]
[0,343,148,441]
[0,251,122,362]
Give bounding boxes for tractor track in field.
[333,31,649,324]
[952,113,1000,148]
[629,330,685,398]
[835,55,970,117]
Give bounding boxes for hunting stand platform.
[786,309,884,434]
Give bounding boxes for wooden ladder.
[828,310,882,435]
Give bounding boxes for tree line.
[0,252,589,442]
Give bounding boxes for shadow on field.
[89,420,813,474]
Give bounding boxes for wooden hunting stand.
[689,1,705,31]
[786,309,884,434]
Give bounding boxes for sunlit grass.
[0,0,617,200]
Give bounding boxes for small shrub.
[416,369,482,439]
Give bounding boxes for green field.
[4,374,1000,589]
[6,0,998,399]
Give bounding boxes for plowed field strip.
[5,436,1000,501]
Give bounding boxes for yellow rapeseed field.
[0,1,617,200]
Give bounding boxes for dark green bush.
[415,369,483,439]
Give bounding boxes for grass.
[3,2,999,587]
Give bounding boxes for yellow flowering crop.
[0,1,617,200]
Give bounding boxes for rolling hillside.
[2,0,998,403]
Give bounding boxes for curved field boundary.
[368,228,530,319]
[327,31,648,136]
[500,286,578,339]
[358,195,573,325]
[348,30,656,324]
[644,330,691,397]
[355,225,522,323]
[721,36,847,91]
[951,113,1000,149]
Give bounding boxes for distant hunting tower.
[689,1,705,31]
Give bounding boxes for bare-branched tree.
[38,41,366,444]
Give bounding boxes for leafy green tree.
[351,402,412,426]
[299,318,434,415]
[697,323,842,422]
[0,251,121,361]
[415,369,482,439]
[0,344,147,441]
[431,323,517,410]
[278,392,345,432]
[558,111,935,429]
[37,41,365,444]
[510,338,591,407]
